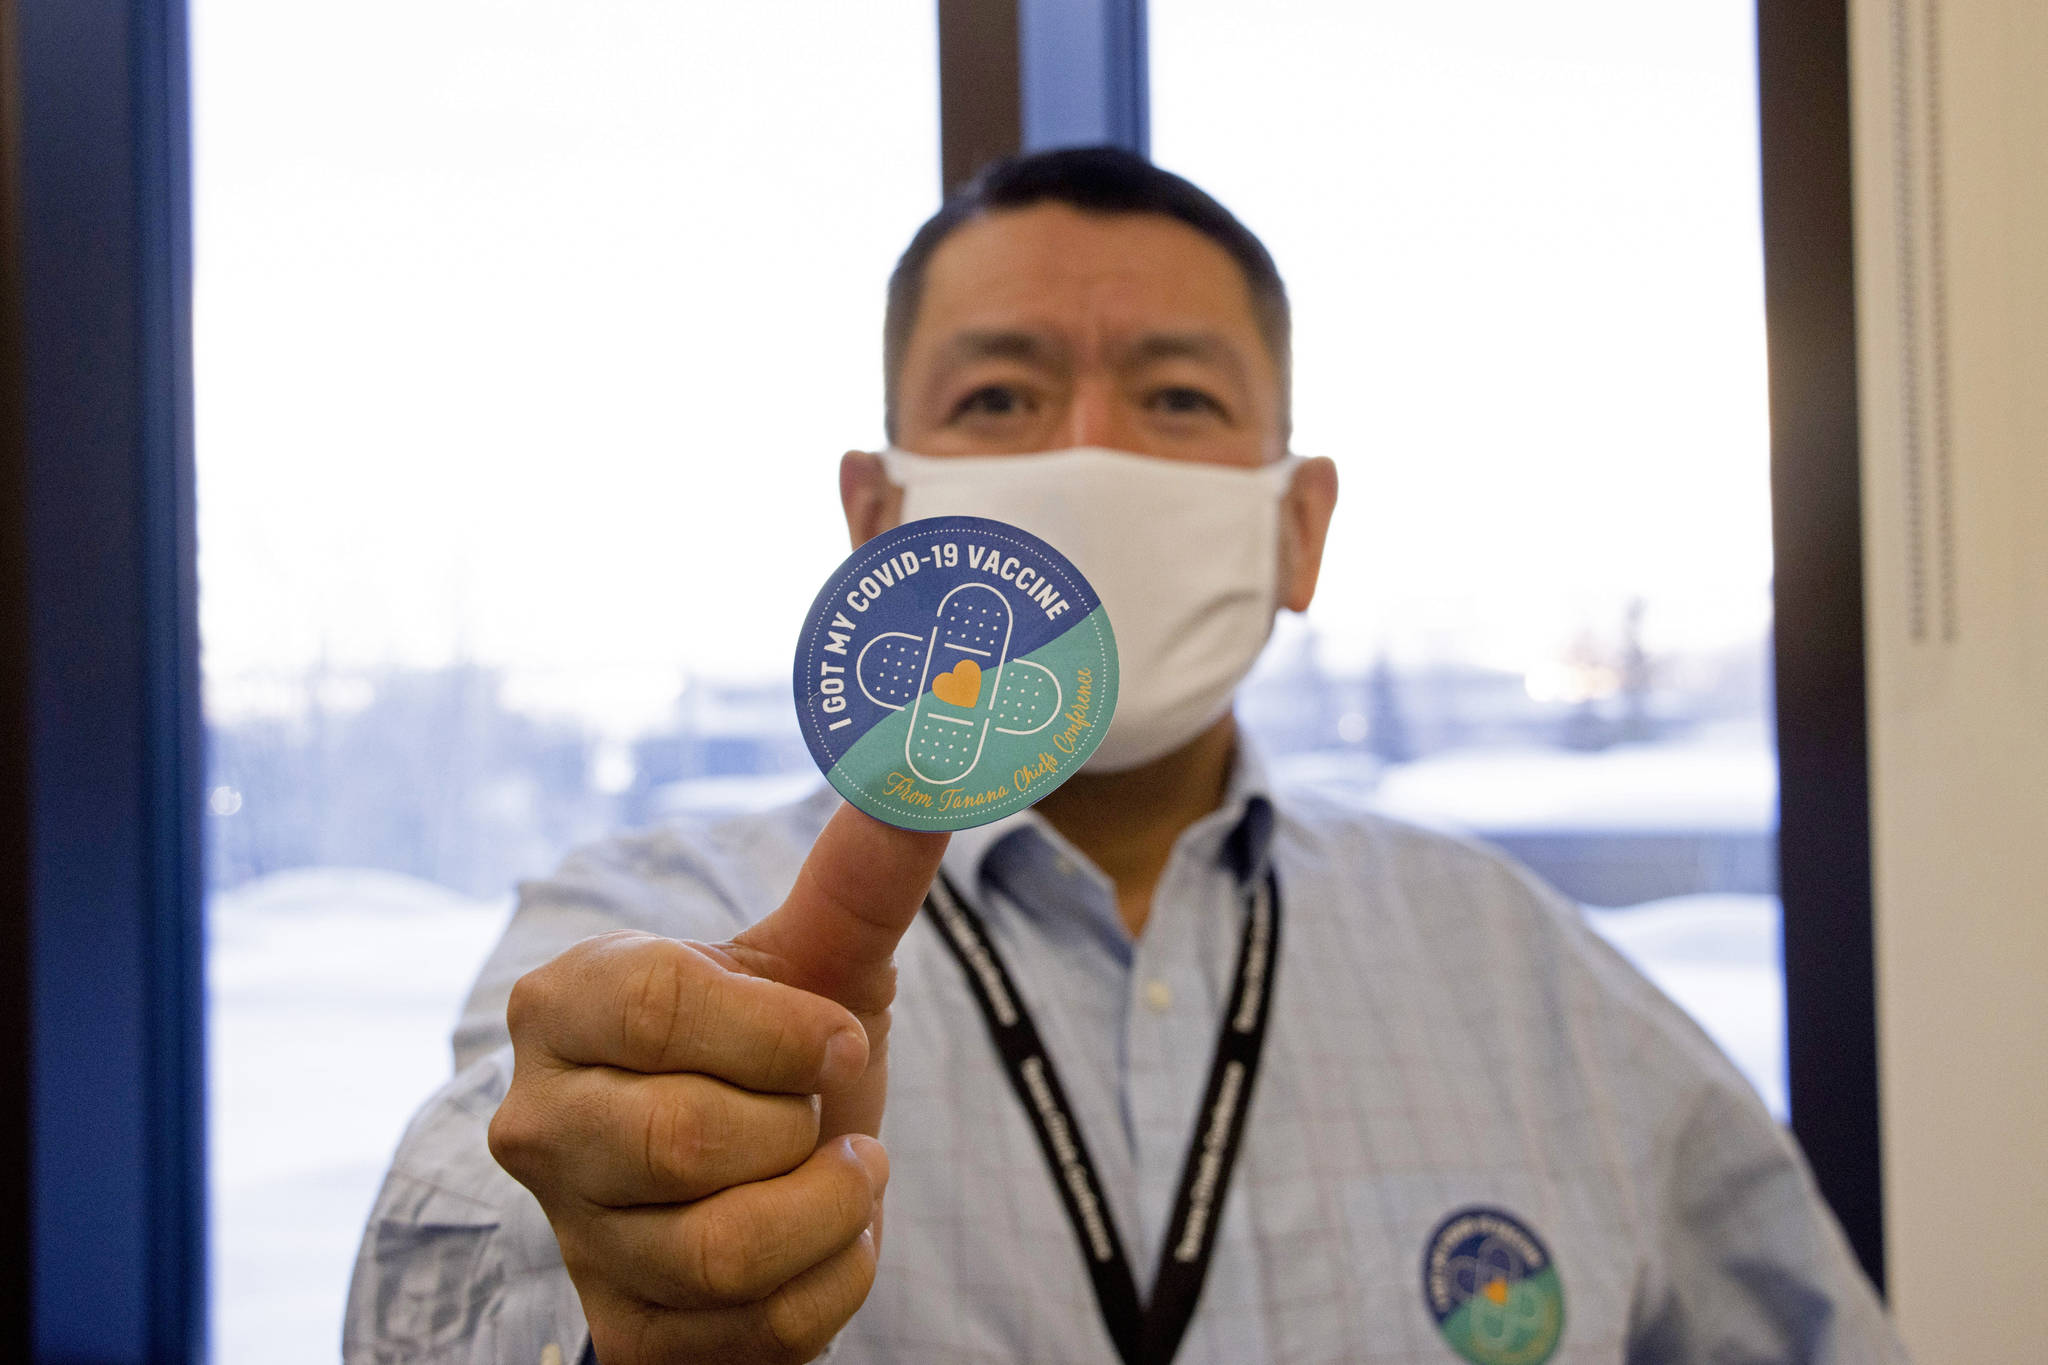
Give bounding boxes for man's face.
[845,200,1334,615]
[891,203,1288,467]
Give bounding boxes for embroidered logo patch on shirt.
[793,515,1118,830]
[1421,1206,1566,1365]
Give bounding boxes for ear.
[1278,456,1338,613]
[839,450,903,549]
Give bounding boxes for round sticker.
[1420,1207,1566,1365]
[792,515,1118,831]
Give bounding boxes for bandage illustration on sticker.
[793,515,1119,831]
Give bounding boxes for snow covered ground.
[1364,733,1776,834]
[208,869,511,1364]
[206,867,1783,1359]
[1585,894,1786,1116]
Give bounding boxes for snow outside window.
[195,3,1783,1357]
[193,2,938,1356]
[1151,0,1788,1116]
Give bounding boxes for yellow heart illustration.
[930,658,982,709]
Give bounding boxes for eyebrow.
[935,328,1250,383]
[1120,331,1251,385]
[936,329,1072,374]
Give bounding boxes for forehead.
[909,203,1270,357]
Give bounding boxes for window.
[1153,0,1785,1111]
[191,2,939,1354]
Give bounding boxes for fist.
[488,806,947,1363]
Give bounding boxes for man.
[346,148,1905,1364]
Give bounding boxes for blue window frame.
[6,0,206,1355]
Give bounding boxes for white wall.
[1849,0,2048,1358]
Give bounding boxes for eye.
[1149,386,1227,418]
[951,385,1033,420]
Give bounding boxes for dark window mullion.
[1759,0,1886,1293]
[936,0,1149,197]
[939,0,1022,195]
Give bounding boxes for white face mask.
[879,446,1300,772]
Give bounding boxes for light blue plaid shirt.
[346,741,1905,1363]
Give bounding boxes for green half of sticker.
[792,515,1119,831]
[1421,1207,1566,1365]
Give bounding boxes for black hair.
[882,145,1291,440]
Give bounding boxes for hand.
[489,804,948,1363]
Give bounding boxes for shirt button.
[1055,853,1078,878]
[1142,980,1173,1013]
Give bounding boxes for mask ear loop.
[876,447,938,486]
[1261,453,1306,495]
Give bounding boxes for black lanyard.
[921,865,1281,1365]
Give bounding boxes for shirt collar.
[937,727,1279,905]
[1215,736,1278,885]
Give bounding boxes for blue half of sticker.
[1421,1206,1565,1365]
[793,515,1119,831]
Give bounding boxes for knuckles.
[756,1301,847,1363]
[549,1157,878,1365]
[684,1197,788,1305]
[502,965,553,1044]
[485,1089,545,1186]
[506,932,705,1064]
[757,1234,877,1362]
[654,1088,820,1199]
[620,939,714,1069]
[638,1083,733,1193]
[678,1154,872,1308]
[495,931,881,1364]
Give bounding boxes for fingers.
[741,1222,882,1359]
[499,1066,821,1207]
[594,1227,881,1365]
[495,810,939,1361]
[507,932,869,1092]
[592,1135,888,1312]
[730,803,949,1012]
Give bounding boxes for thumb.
[732,803,947,1008]
[724,803,947,1137]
